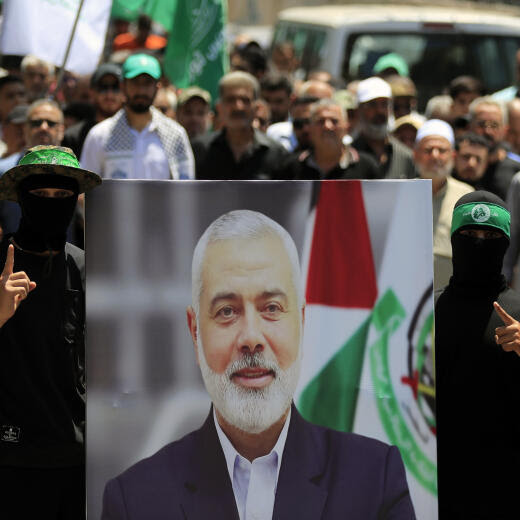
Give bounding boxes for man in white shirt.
[81,54,194,180]
[101,210,415,520]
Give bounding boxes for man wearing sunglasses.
[63,63,123,159]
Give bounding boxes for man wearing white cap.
[413,119,474,289]
[352,77,416,179]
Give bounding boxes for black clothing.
[435,227,520,518]
[0,238,85,468]
[191,128,289,180]
[16,179,79,253]
[0,466,84,518]
[62,118,96,159]
[453,156,520,201]
[280,147,380,180]
[352,134,416,179]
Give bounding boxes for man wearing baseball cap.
[352,76,416,179]
[81,53,194,180]
[0,145,101,518]
[435,190,520,519]
[63,63,124,158]
[176,86,212,140]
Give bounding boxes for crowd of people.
[2,18,520,285]
[0,13,520,519]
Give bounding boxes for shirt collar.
[214,406,291,481]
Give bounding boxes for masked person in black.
[0,145,101,518]
[435,191,520,519]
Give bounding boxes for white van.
[272,3,520,109]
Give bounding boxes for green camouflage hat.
[0,145,102,202]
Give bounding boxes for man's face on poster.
[187,233,304,434]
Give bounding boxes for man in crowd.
[176,87,212,140]
[81,53,194,180]
[451,132,490,188]
[435,191,520,519]
[20,55,54,102]
[386,75,422,121]
[352,77,416,179]
[413,119,473,289]
[448,76,483,124]
[267,80,334,153]
[63,63,124,158]
[191,71,287,180]
[468,96,519,199]
[0,145,101,518]
[505,97,520,162]
[153,87,177,120]
[0,75,26,127]
[260,74,293,124]
[101,209,415,519]
[0,105,26,162]
[282,99,379,180]
[0,75,26,156]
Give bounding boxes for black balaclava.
[14,174,79,253]
[450,190,509,289]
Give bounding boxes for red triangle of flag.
[306,181,377,308]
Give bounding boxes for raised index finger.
[494,301,515,325]
[2,244,14,276]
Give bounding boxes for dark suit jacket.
[101,406,416,519]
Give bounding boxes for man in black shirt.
[281,99,379,180]
[191,71,288,180]
[62,63,123,158]
[0,145,101,518]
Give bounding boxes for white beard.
[418,159,454,180]
[197,337,301,434]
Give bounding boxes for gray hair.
[469,96,507,126]
[26,98,64,123]
[309,98,346,121]
[191,210,303,315]
[21,55,55,76]
[424,95,452,120]
[219,71,259,100]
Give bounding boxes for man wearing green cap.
[435,190,520,519]
[0,145,101,518]
[81,53,194,180]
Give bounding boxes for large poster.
[86,179,436,519]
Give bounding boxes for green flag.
[111,0,146,21]
[163,0,228,102]
[144,0,177,32]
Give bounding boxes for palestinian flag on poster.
[295,181,437,520]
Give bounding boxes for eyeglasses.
[292,117,310,129]
[474,120,501,130]
[97,84,120,93]
[28,119,60,128]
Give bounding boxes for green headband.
[18,148,81,169]
[451,202,510,238]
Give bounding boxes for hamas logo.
[471,204,491,223]
[369,288,437,495]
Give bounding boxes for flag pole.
[54,0,86,95]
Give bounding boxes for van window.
[272,23,328,73]
[344,33,520,110]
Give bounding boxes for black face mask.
[451,232,509,287]
[14,175,79,253]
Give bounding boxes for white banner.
[1,0,112,74]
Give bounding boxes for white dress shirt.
[214,408,291,520]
